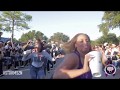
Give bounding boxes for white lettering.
[3,71,22,75]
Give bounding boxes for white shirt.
[111,48,119,56]
[5,44,12,49]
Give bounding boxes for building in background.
[0,32,10,43]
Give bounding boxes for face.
[75,35,91,54]
[34,40,41,52]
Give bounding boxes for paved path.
[0,58,63,79]
[0,58,120,79]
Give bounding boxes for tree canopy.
[49,32,70,43]
[0,11,32,42]
[19,30,48,42]
[96,33,119,45]
[98,11,120,36]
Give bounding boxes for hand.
[27,41,30,45]
[83,53,94,73]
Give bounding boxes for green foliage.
[0,11,32,41]
[91,40,98,46]
[117,36,120,42]
[96,33,119,45]
[13,38,18,42]
[98,11,120,36]
[50,32,70,43]
[19,30,48,42]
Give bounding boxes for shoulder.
[54,53,79,70]
[65,53,78,59]
[67,52,79,60]
[41,50,51,57]
[42,50,48,55]
[62,53,80,67]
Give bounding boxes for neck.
[77,50,85,59]
[35,49,39,53]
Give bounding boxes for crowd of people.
[0,39,65,78]
[92,43,120,68]
[0,33,120,79]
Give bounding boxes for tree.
[117,36,120,43]
[19,30,48,42]
[0,11,32,42]
[96,33,119,45]
[91,40,98,46]
[49,32,70,43]
[98,11,120,36]
[13,38,18,42]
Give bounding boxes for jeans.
[117,61,120,67]
[112,60,120,68]
[112,61,117,67]
[30,65,45,79]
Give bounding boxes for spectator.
[23,38,52,79]
[0,42,4,76]
[53,33,107,79]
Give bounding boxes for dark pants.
[20,61,24,66]
[4,58,12,69]
[47,60,53,71]
[0,60,3,75]
[24,59,31,66]
[14,61,19,68]
[53,61,56,64]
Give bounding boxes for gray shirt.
[23,50,52,67]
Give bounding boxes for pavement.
[0,58,120,79]
[0,58,63,79]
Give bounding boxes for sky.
[1,11,120,40]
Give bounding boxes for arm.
[101,50,108,66]
[22,50,32,61]
[23,44,29,50]
[42,50,52,61]
[53,53,89,79]
[22,41,31,50]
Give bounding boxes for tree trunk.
[11,19,14,47]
